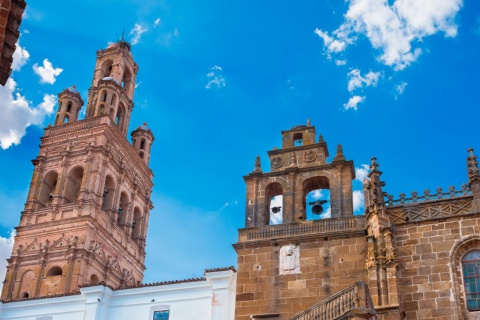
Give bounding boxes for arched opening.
[21,292,29,299]
[38,171,58,207]
[115,103,125,129]
[122,67,132,90]
[100,60,113,78]
[100,90,107,103]
[111,93,117,107]
[101,175,115,211]
[18,270,35,300]
[117,191,129,225]
[108,107,115,120]
[462,250,480,311]
[132,207,142,239]
[302,176,330,220]
[66,101,72,113]
[265,182,283,225]
[64,166,84,203]
[46,266,62,276]
[293,133,303,146]
[90,274,100,284]
[140,139,145,150]
[64,115,69,123]
[55,114,60,124]
[139,151,145,159]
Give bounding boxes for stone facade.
[235,122,480,320]
[1,41,154,300]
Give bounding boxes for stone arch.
[116,102,126,130]
[64,166,84,203]
[37,170,59,207]
[265,182,283,225]
[100,90,107,103]
[102,174,116,211]
[66,100,72,113]
[117,191,130,225]
[122,66,133,93]
[100,59,113,78]
[301,176,330,220]
[17,270,35,299]
[132,206,142,239]
[46,266,63,276]
[90,274,100,284]
[451,236,480,318]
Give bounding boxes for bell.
[271,206,282,214]
[310,200,328,215]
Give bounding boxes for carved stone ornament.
[279,245,300,275]
[271,155,283,169]
[304,150,316,163]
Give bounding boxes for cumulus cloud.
[205,65,226,89]
[347,69,381,92]
[130,23,148,45]
[0,78,56,149]
[315,0,462,70]
[353,190,365,212]
[335,59,347,66]
[312,190,323,199]
[154,18,161,27]
[0,230,15,292]
[11,42,29,71]
[343,95,365,110]
[355,164,370,182]
[32,59,63,84]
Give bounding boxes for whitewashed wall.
[0,269,236,320]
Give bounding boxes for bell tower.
[234,121,368,320]
[1,40,154,300]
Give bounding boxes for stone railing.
[289,281,376,320]
[239,216,365,241]
[384,184,471,206]
[43,116,106,137]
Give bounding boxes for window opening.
[153,311,170,320]
[302,176,330,220]
[66,101,72,113]
[22,292,29,299]
[140,139,145,150]
[463,250,480,311]
[64,116,69,123]
[269,195,283,225]
[100,91,107,103]
[47,266,62,276]
[293,133,303,146]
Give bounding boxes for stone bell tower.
[234,121,370,320]
[1,40,154,300]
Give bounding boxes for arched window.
[140,139,145,150]
[21,292,29,299]
[302,176,330,220]
[100,60,113,78]
[66,101,72,113]
[90,274,100,284]
[122,68,132,90]
[64,167,84,203]
[293,133,303,146]
[463,250,480,311]
[115,104,125,128]
[46,266,62,276]
[265,183,283,225]
[117,192,129,225]
[64,115,69,123]
[132,207,142,239]
[139,151,145,159]
[102,175,115,211]
[111,94,117,107]
[38,171,58,207]
[100,91,107,103]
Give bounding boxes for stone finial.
[370,157,379,172]
[333,144,345,161]
[306,118,311,126]
[318,134,324,143]
[467,148,479,183]
[289,152,297,167]
[252,155,262,173]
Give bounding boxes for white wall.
[0,269,236,320]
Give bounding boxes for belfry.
[1,40,154,300]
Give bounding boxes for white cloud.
[312,190,323,199]
[32,59,63,84]
[0,78,56,149]
[270,196,283,225]
[315,0,462,70]
[130,23,148,45]
[335,59,347,66]
[355,164,370,182]
[205,65,226,89]
[353,190,365,212]
[11,42,29,71]
[347,69,381,92]
[394,81,408,98]
[343,95,365,110]
[0,230,15,292]
[154,18,161,27]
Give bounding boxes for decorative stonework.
[271,155,283,168]
[303,150,316,163]
[279,244,300,275]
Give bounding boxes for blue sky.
[0,0,479,284]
